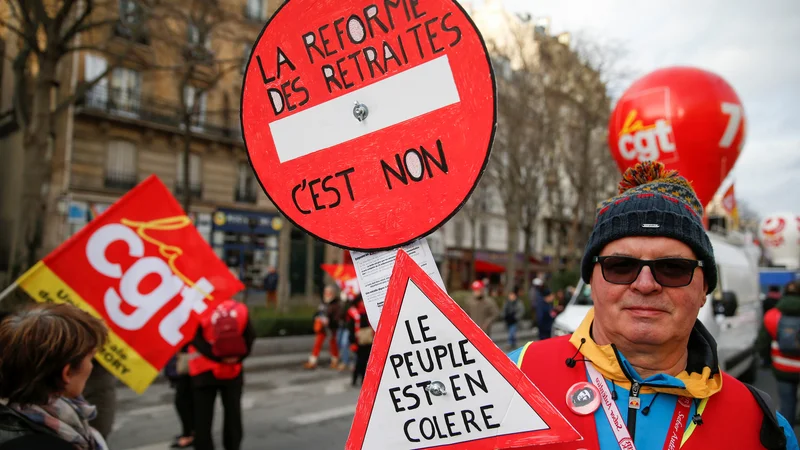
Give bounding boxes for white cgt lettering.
[86,223,213,344]
[106,257,183,331]
[618,119,676,161]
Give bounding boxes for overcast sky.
[482,0,800,218]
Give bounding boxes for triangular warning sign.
[346,251,581,449]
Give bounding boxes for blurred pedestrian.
[465,280,500,335]
[189,299,256,450]
[502,288,525,349]
[764,285,783,314]
[336,288,357,371]
[534,281,555,340]
[0,303,109,449]
[760,285,785,367]
[164,345,194,448]
[263,266,279,308]
[304,286,341,369]
[347,294,373,386]
[551,289,566,318]
[760,281,800,423]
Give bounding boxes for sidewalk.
[241,320,537,373]
[144,320,537,385]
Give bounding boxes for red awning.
[475,260,506,274]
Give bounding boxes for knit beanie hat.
[580,161,717,294]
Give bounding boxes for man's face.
[591,236,707,347]
[323,287,335,301]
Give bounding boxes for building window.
[242,43,251,73]
[84,54,108,109]
[479,223,489,249]
[119,0,142,24]
[183,86,207,131]
[236,163,259,203]
[176,152,202,198]
[114,0,149,43]
[453,221,465,248]
[105,140,137,190]
[245,0,264,21]
[109,67,141,117]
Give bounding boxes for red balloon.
[608,67,746,207]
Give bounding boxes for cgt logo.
[617,109,676,162]
[86,217,215,346]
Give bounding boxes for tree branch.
[0,16,39,53]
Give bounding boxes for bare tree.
[485,20,556,293]
[147,0,249,212]
[0,0,149,280]
[461,181,491,283]
[538,35,624,269]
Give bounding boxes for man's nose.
[631,266,661,294]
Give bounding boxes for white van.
[552,231,762,382]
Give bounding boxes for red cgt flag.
[721,184,737,214]
[16,176,244,393]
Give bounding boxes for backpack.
[355,314,374,346]
[776,315,800,357]
[210,304,248,359]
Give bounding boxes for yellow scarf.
[569,308,723,399]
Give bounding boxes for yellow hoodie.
[568,308,723,399]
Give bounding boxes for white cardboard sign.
[346,251,580,450]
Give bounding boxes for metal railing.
[174,181,203,199]
[104,172,138,190]
[235,186,258,203]
[80,86,241,141]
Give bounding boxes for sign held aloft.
[346,251,581,449]
[242,0,496,251]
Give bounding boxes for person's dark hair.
[0,303,107,405]
[768,285,781,293]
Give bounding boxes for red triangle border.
[346,250,581,449]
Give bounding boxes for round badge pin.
[566,382,601,416]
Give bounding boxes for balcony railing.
[236,186,258,204]
[174,181,203,199]
[105,171,138,190]
[79,86,241,141]
[113,20,150,45]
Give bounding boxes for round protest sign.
[241,0,496,251]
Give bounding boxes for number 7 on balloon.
[719,102,744,149]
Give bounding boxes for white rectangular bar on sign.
[269,55,461,163]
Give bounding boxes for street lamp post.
[245,216,258,305]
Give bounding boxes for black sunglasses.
[593,256,703,287]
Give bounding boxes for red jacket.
[189,300,252,380]
[764,308,800,373]
[518,336,770,449]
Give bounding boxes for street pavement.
[110,342,800,449]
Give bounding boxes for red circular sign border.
[239,0,498,252]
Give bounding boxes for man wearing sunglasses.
[508,161,798,449]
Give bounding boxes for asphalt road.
[110,363,799,450]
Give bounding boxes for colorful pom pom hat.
[580,161,717,293]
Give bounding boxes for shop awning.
[475,259,506,274]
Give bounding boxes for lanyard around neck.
[585,362,692,450]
